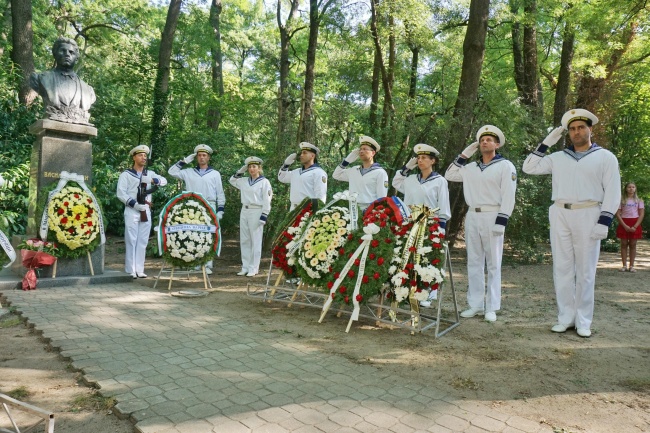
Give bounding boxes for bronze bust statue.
[30,37,96,124]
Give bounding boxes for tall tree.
[150,0,182,161]
[297,0,336,143]
[552,23,574,126]
[10,0,36,105]
[444,0,490,242]
[276,0,302,150]
[207,0,224,131]
[511,0,540,118]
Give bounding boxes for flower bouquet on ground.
[18,238,58,290]
[387,205,446,307]
[291,203,353,287]
[157,192,220,269]
[40,172,106,263]
[270,198,314,276]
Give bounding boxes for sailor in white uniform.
[168,144,225,273]
[278,142,327,211]
[229,157,273,277]
[523,109,621,338]
[445,125,517,322]
[332,135,388,211]
[116,145,168,278]
[392,143,451,307]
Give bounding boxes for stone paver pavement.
[2,284,554,433]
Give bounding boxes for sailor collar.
[127,168,149,178]
[248,175,266,186]
[417,171,441,184]
[477,154,506,171]
[300,163,323,174]
[359,163,382,175]
[563,143,602,161]
[193,166,215,176]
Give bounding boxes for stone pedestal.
[24,119,104,276]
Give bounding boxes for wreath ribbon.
[320,223,381,328]
[0,229,16,268]
[39,171,106,246]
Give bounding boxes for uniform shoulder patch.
[511,172,517,181]
[384,181,389,188]
[322,176,327,183]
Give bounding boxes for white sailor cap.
[561,109,598,129]
[413,143,440,157]
[299,142,320,155]
[245,156,263,166]
[129,145,150,156]
[476,125,506,147]
[359,135,380,152]
[193,144,213,154]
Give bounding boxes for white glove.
[461,141,479,158]
[542,126,566,146]
[134,203,148,212]
[405,157,418,170]
[283,153,297,166]
[183,153,196,164]
[236,165,247,175]
[344,149,360,163]
[590,224,608,240]
[439,227,445,236]
[492,224,505,237]
[140,175,152,185]
[217,211,224,220]
[259,219,266,226]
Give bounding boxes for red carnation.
[339,286,347,294]
[87,198,92,204]
[380,221,386,228]
[432,283,439,290]
[88,209,93,214]
[358,239,363,244]
[409,246,416,252]
[339,248,345,255]
[384,238,392,244]
[68,228,74,234]
[75,214,81,220]
[331,293,335,299]
[74,194,79,199]
[432,258,440,265]
[356,294,363,302]
[63,201,69,207]
[60,217,68,224]
[423,281,430,287]
[410,280,417,287]
[390,216,397,222]
[373,272,380,280]
[362,275,369,283]
[348,253,353,258]
[377,257,384,265]
[57,208,64,215]
[369,253,376,260]
[327,281,334,289]
[347,270,355,278]
[433,243,442,248]
[371,240,379,248]
[334,272,340,279]
[87,221,93,226]
[354,259,360,266]
[405,263,414,270]
[344,296,349,304]
[348,234,354,240]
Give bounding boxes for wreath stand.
[247,244,460,337]
[153,264,212,292]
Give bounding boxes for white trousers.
[124,208,151,275]
[549,205,601,329]
[240,207,264,274]
[465,211,504,312]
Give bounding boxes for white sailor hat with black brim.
[299,142,320,155]
[561,109,599,129]
[193,144,213,154]
[129,145,150,156]
[476,125,506,148]
[359,135,380,152]
[245,156,263,166]
[413,143,440,157]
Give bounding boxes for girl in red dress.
[615,182,645,272]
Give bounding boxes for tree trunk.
[553,24,574,126]
[511,0,539,118]
[298,0,320,143]
[277,0,300,151]
[207,0,224,131]
[369,0,395,149]
[444,0,490,244]
[10,0,36,105]
[369,46,381,133]
[150,0,182,161]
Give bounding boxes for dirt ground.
[1,235,649,433]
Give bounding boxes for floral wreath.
[291,205,352,286]
[388,205,446,305]
[323,197,408,307]
[271,198,314,275]
[41,173,105,259]
[157,192,220,268]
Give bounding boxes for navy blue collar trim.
[300,163,322,174]
[478,154,506,171]
[127,168,148,178]
[563,143,602,161]
[249,175,266,185]
[417,171,440,183]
